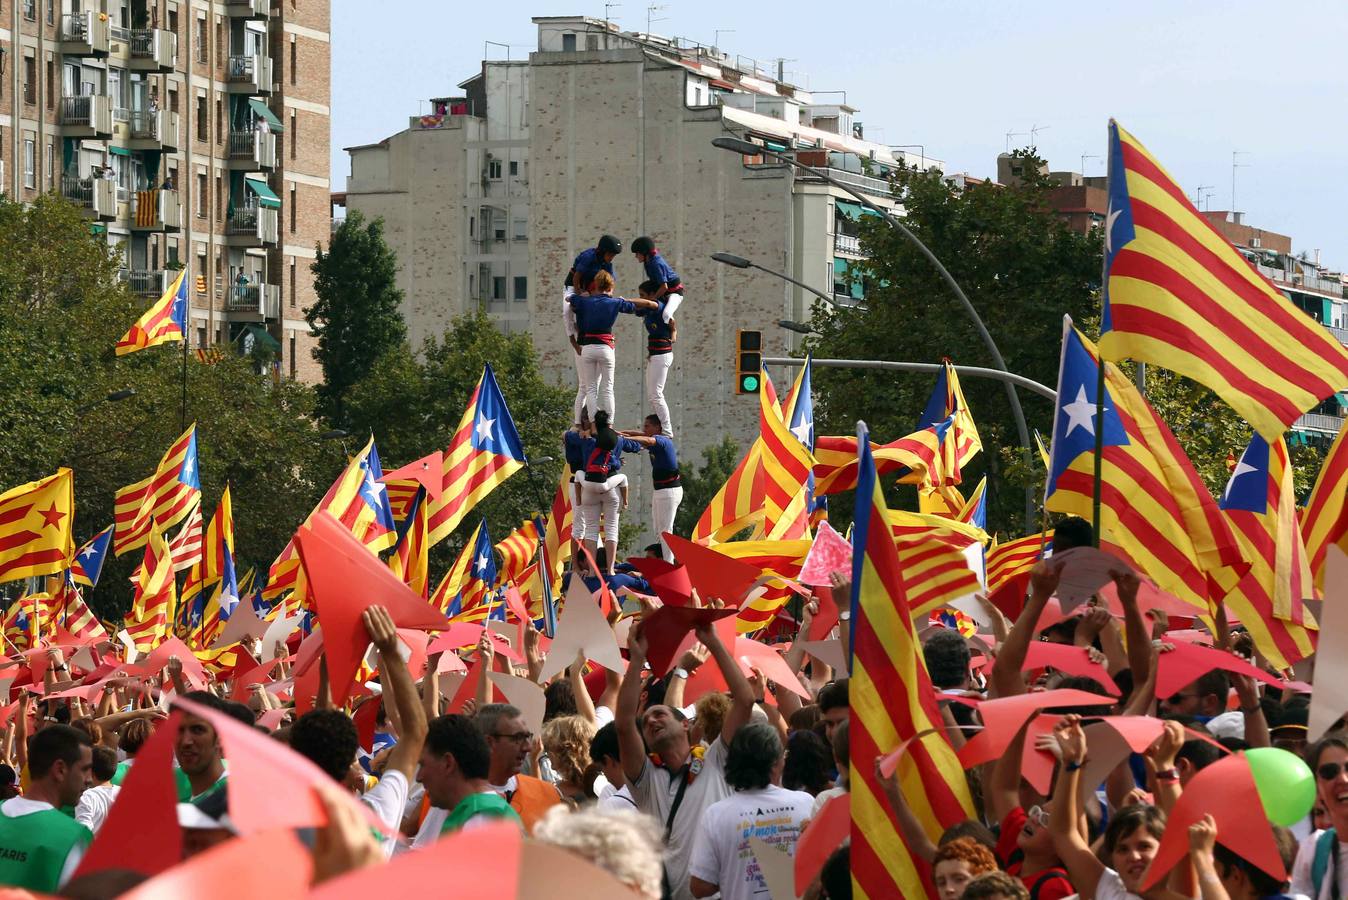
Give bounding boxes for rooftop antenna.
[1232,150,1250,217]
[645,3,666,35]
[604,2,621,30]
[484,40,510,62]
[774,57,796,82]
[1080,153,1100,175]
[1029,123,1050,147]
[1193,184,1214,211]
[1005,130,1028,152]
[713,27,734,51]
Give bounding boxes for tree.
[307,211,406,425]
[805,152,1103,536]
[343,312,572,573]
[673,437,743,539]
[0,194,339,619]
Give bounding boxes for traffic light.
[735,329,762,394]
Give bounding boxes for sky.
[333,0,1348,267]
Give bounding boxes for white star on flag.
[1061,385,1100,437]
[1222,458,1257,501]
[475,553,490,574]
[1105,205,1122,254]
[790,420,812,446]
[475,417,495,442]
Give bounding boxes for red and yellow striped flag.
[167,501,204,573]
[918,361,982,485]
[691,441,765,545]
[699,539,811,634]
[113,424,201,556]
[0,468,74,584]
[896,537,982,618]
[542,473,573,591]
[1100,121,1348,439]
[495,520,540,584]
[430,522,483,615]
[758,366,815,540]
[985,533,1047,596]
[1303,417,1348,593]
[115,267,187,356]
[389,488,430,600]
[125,527,176,652]
[850,424,975,897]
[812,425,946,497]
[182,487,234,609]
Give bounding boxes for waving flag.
[759,366,815,540]
[389,486,429,599]
[125,527,176,651]
[495,520,540,584]
[783,356,820,515]
[813,422,949,497]
[167,501,204,573]
[427,365,527,546]
[1303,417,1348,592]
[850,421,975,898]
[985,533,1048,596]
[0,468,74,584]
[113,424,201,556]
[51,575,106,642]
[1046,319,1239,612]
[1100,121,1348,438]
[705,539,811,634]
[182,487,235,608]
[918,361,982,485]
[541,473,573,591]
[691,441,766,545]
[70,525,113,589]
[116,267,188,355]
[1214,435,1317,669]
[431,521,485,615]
[3,593,50,652]
[452,520,497,622]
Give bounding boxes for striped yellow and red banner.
[495,520,540,584]
[985,533,1046,596]
[758,367,814,541]
[896,536,981,618]
[691,441,765,545]
[167,501,204,573]
[113,424,201,556]
[850,425,974,898]
[1303,417,1348,593]
[1101,121,1348,439]
[0,468,74,585]
[125,527,176,651]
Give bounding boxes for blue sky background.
[333,0,1348,266]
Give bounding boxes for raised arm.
[616,622,651,784]
[875,757,939,864]
[570,651,598,725]
[364,606,429,782]
[699,623,755,746]
[1114,571,1151,688]
[990,560,1061,699]
[1049,715,1107,900]
[986,716,1035,824]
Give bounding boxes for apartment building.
[343,15,938,540]
[0,0,328,381]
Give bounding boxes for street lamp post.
[712,134,1038,525]
[710,251,838,308]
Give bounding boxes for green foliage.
[806,152,1101,535]
[0,194,338,619]
[673,436,743,539]
[307,211,407,425]
[343,312,571,573]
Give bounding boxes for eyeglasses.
[1318,762,1348,781]
[1026,805,1050,827]
[493,731,533,744]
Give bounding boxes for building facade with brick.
[0,0,328,382]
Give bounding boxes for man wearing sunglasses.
[474,703,561,833]
[1291,733,1348,899]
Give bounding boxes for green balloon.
[1245,747,1316,826]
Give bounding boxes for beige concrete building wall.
[529,47,797,543]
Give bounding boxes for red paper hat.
[294,511,449,706]
[662,532,762,607]
[958,688,1117,767]
[642,605,738,677]
[379,450,445,501]
[1154,640,1284,700]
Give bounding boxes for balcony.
[225,283,281,320]
[59,95,113,139]
[226,54,273,95]
[120,269,169,298]
[130,189,182,232]
[227,130,277,171]
[1294,412,1345,435]
[799,167,895,201]
[60,12,111,56]
[227,0,270,19]
[129,28,177,72]
[127,110,180,152]
[833,233,863,256]
[225,205,279,247]
[61,175,117,221]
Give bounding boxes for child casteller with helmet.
[563,235,624,422]
[631,236,684,438]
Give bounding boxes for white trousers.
[564,289,587,422]
[572,352,588,422]
[580,475,625,544]
[662,290,684,322]
[579,343,616,419]
[645,353,673,436]
[570,473,589,545]
[651,486,683,561]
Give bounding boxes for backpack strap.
[1314,827,1339,899]
[1028,868,1072,900]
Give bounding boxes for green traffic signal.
[740,373,760,393]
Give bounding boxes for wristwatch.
[671,667,689,680]
[1155,767,1180,782]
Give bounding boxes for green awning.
[237,323,281,352]
[248,98,284,133]
[245,177,281,209]
[89,224,107,235]
[109,145,132,157]
[833,257,864,300]
[835,199,863,221]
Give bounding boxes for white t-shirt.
[629,739,730,900]
[74,783,119,834]
[412,806,446,848]
[1292,830,1348,900]
[811,785,846,819]
[359,769,409,858]
[1062,867,1141,900]
[597,784,637,812]
[1,797,85,887]
[687,785,815,900]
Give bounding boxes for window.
[45,141,53,189]
[513,219,526,241]
[513,276,528,300]
[46,0,52,25]
[196,173,207,216]
[289,41,296,84]
[23,139,35,189]
[289,335,296,378]
[492,276,506,300]
[23,56,36,105]
[168,87,178,114]
[168,239,180,266]
[215,98,223,144]
[289,259,296,307]
[493,220,505,241]
[586,34,599,51]
[45,60,53,110]
[215,20,223,67]
[195,95,207,141]
[215,174,223,219]
[290,113,297,159]
[22,0,33,21]
[197,251,207,282]
[469,215,475,238]
[168,9,178,40]
[195,17,206,64]
[197,326,206,348]
[561,33,576,51]
[289,185,296,233]
[487,159,502,180]
[509,160,519,176]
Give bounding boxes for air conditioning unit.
[1252,237,1261,248]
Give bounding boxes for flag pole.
[1092,124,1112,550]
[180,327,189,431]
